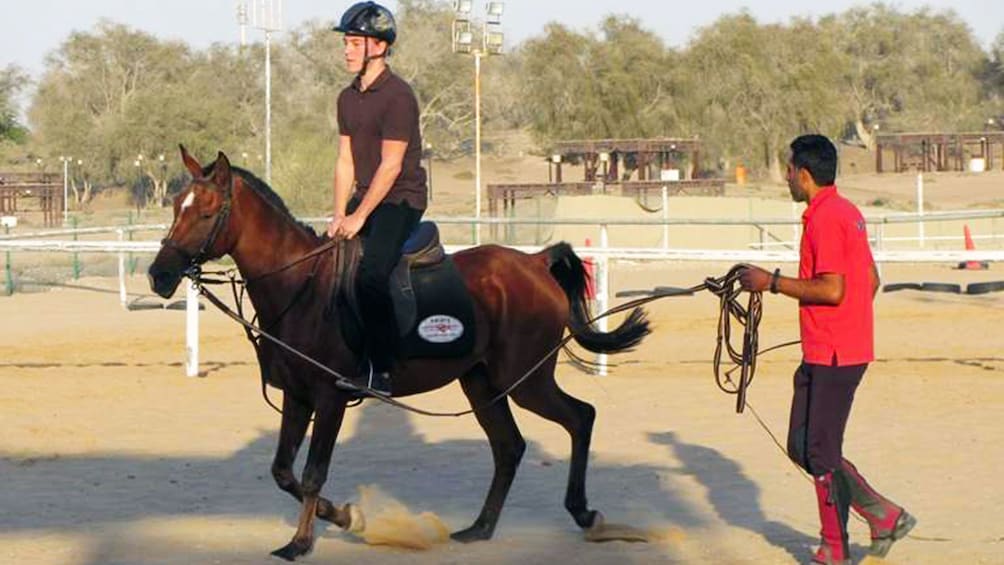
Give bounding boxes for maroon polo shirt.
[337,67,428,210]
[798,186,875,366]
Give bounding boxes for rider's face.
[343,36,385,73]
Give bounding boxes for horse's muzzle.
[148,266,182,299]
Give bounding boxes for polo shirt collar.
[802,185,837,222]
[352,66,392,92]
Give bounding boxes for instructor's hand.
[739,265,772,293]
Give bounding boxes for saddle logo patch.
[417,315,464,343]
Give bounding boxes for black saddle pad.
[333,255,476,362]
[395,257,476,359]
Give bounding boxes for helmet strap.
[358,40,387,83]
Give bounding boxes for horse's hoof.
[575,509,600,530]
[346,502,366,533]
[317,500,353,530]
[450,524,493,543]
[584,511,651,543]
[270,539,313,561]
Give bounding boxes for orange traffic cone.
[959,224,988,270]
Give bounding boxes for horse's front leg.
[271,391,351,528]
[271,397,347,561]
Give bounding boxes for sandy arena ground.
[1,260,1003,564]
[1,168,1003,564]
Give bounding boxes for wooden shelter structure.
[486,137,726,242]
[0,172,64,226]
[547,138,705,183]
[875,132,1004,173]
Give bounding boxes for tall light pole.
[58,155,71,224]
[453,1,505,245]
[236,1,249,47]
[251,0,283,183]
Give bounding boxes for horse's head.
[148,146,237,298]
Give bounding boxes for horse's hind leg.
[271,392,351,528]
[511,371,599,530]
[452,366,527,543]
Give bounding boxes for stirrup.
[346,359,392,396]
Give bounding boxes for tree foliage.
[0,64,29,144]
[20,2,1004,204]
[520,17,681,144]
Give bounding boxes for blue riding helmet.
[333,2,397,45]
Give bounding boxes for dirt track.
[2,258,1003,564]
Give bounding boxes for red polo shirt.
[799,186,875,366]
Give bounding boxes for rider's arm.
[332,135,354,219]
[352,139,407,219]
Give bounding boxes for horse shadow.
[1,396,806,563]
[649,431,871,564]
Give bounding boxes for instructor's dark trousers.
[787,361,866,476]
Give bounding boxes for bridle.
[160,181,234,277]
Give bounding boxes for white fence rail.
[2,210,1002,377]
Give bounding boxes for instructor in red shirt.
[740,135,915,565]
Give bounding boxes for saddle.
[332,221,476,360]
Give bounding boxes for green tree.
[820,5,987,149]
[682,13,845,181]
[979,29,1004,116]
[30,21,261,207]
[0,64,29,144]
[520,16,680,144]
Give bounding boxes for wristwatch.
[769,268,781,294]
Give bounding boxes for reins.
[186,244,980,546]
[187,256,796,419]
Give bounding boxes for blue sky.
[3,1,1002,79]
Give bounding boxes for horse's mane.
[201,162,319,238]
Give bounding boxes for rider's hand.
[337,212,366,240]
[739,265,772,292]
[326,215,344,239]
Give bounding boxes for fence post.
[4,224,12,296]
[597,223,609,377]
[661,185,669,249]
[917,173,925,248]
[186,281,200,377]
[127,212,138,275]
[535,196,542,245]
[117,229,128,309]
[71,216,81,279]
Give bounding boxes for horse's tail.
[544,242,650,354]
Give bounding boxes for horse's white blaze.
[181,191,196,210]
[165,189,195,241]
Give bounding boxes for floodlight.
[484,30,504,54]
[455,30,474,53]
[486,2,504,17]
[455,0,473,16]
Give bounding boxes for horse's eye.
[201,212,214,220]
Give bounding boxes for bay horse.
[148,147,650,560]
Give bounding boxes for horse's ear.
[212,151,233,191]
[179,144,203,179]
